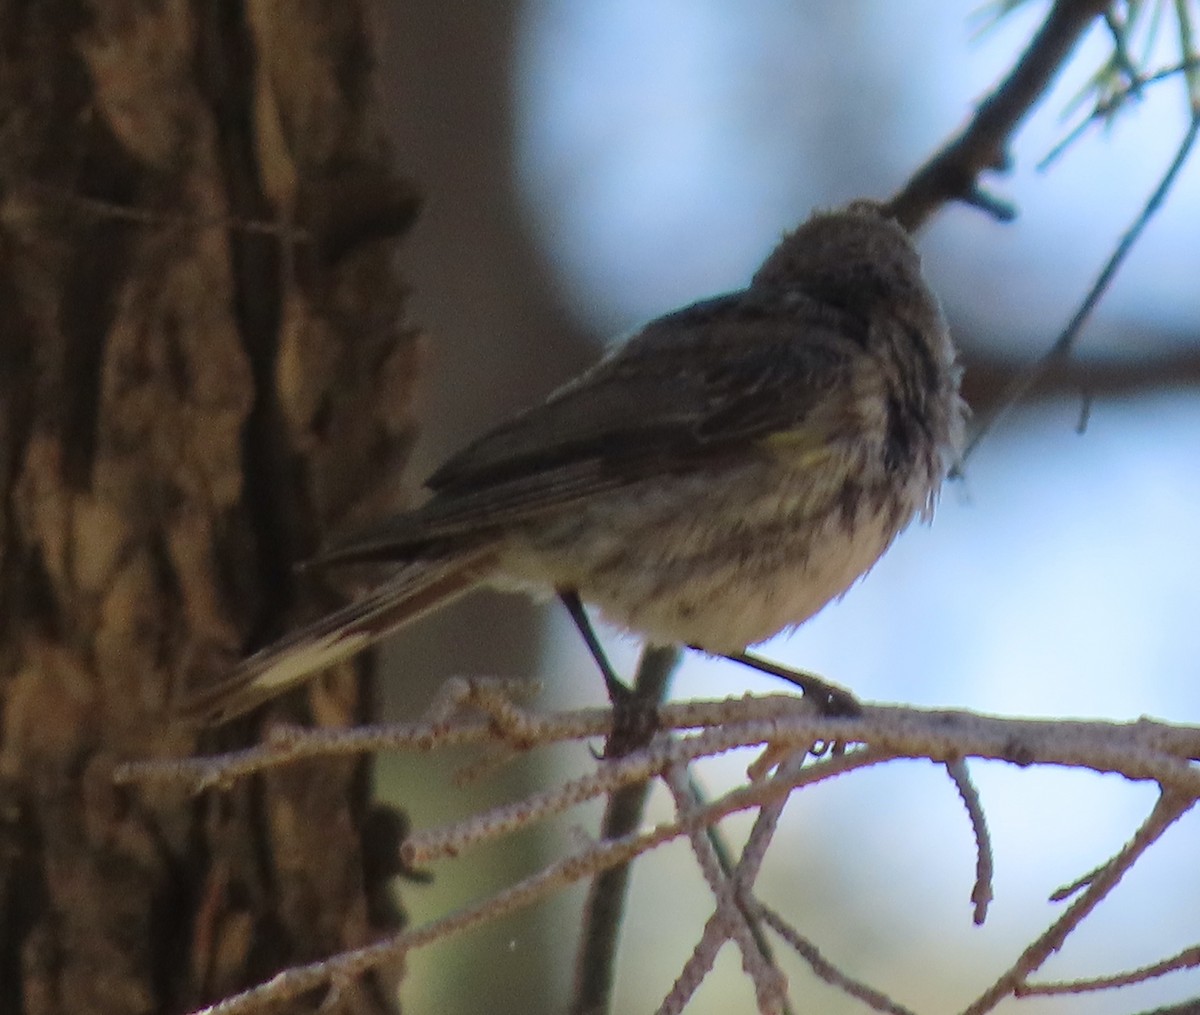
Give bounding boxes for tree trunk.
[0,2,418,1012]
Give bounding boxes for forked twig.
[157,684,1200,1015]
[191,746,876,1015]
[657,764,789,1015]
[1021,944,1200,995]
[403,735,886,868]
[965,791,1197,1013]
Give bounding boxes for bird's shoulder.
[311,286,876,562]
[428,286,865,494]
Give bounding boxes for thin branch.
[960,346,1200,418]
[115,679,613,788]
[962,111,1200,463]
[657,925,722,1015]
[191,814,684,1015]
[126,692,1200,810]
[1049,860,1102,902]
[887,0,1113,231]
[749,901,919,1015]
[1177,0,1200,110]
[190,748,880,1015]
[685,766,801,1015]
[964,791,1197,1014]
[403,732,885,868]
[945,759,994,925]
[1039,57,1200,169]
[1022,944,1200,994]
[185,708,1200,1015]
[1045,779,1192,902]
[721,757,808,1015]
[676,767,787,1012]
[571,645,680,1015]
[658,764,789,1015]
[1103,5,1144,90]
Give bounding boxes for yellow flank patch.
[758,428,833,467]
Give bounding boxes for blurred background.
[370,2,1200,1011]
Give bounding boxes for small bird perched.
[188,200,965,724]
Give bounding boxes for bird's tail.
[181,547,497,726]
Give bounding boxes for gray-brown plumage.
[187,201,965,723]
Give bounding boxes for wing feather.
[315,287,868,566]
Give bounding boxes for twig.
[1075,387,1094,433]
[171,690,1200,1014]
[962,347,1200,420]
[1177,0,1200,111]
[945,759,994,925]
[192,810,693,1015]
[887,0,1113,231]
[1049,859,1101,902]
[1021,944,1200,994]
[685,766,801,1015]
[404,731,883,867]
[748,901,919,1015]
[964,790,1197,1014]
[658,764,789,1015]
[1038,58,1200,169]
[961,111,1200,463]
[116,678,614,788]
[1103,6,1144,92]
[717,757,807,1015]
[190,748,881,1015]
[117,691,813,788]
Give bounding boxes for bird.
[186,200,965,725]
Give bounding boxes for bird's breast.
[490,451,933,653]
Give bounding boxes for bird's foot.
[704,648,862,718]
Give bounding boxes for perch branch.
[887,0,1113,230]
[571,645,680,1015]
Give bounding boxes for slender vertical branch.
[961,111,1200,462]
[570,645,681,1015]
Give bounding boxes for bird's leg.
[559,591,632,705]
[558,591,667,758]
[710,649,862,717]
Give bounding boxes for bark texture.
[0,1,419,1012]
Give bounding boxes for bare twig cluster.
[117,679,1200,1014]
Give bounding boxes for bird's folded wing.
[314,290,864,566]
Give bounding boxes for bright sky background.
[496,1,1200,1011]
[514,0,1200,352]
